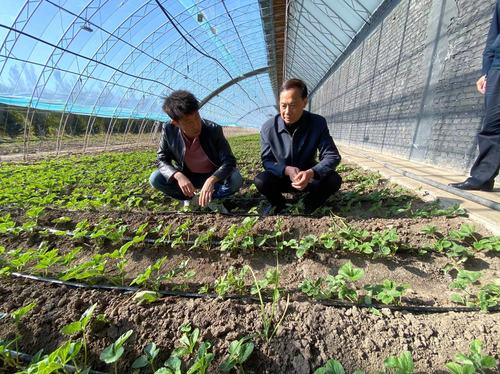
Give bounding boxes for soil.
[0,278,498,373]
[1,163,499,373]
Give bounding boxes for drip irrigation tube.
[362,155,500,211]
[10,272,499,314]
[3,348,107,374]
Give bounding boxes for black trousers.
[254,170,342,211]
[469,68,500,185]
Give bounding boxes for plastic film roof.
[0,0,278,128]
[285,0,385,93]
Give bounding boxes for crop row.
[1,301,496,374]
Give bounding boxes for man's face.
[279,88,307,125]
[172,111,202,138]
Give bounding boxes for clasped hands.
[285,166,314,191]
[173,172,218,206]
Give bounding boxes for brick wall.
[310,0,496,175]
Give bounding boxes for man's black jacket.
[156,119,236,181]
[260,111,341,178]
[483,0,500,75]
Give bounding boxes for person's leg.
[303,171,342,212]
[469,69,500,186]
[149,169,187,200]
[254,170,293,210]
[452,69,500,191]
[212,168,243,199]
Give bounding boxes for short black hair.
[162,90,199,120]
[279,78,308,99]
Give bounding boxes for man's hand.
[477,75,487,95]
[291,169,314,191]
[284,166,300,183]
[199,176,218,207]
[173,172,195,198]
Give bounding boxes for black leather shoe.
[448,179,494,192]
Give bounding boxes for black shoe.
[448,179,494,192]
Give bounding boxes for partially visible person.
[149,90,242,212]
[254,78,342,214]
[449,0,500,191]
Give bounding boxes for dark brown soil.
[0,278,498,373]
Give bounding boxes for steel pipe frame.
[0,0,43,78]
[13,1,265,154]
[77,0,274,138]
[284,0,377,89]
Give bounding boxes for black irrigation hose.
[10,272,499,314]
[362,155,500,211]
[3,348,107,374]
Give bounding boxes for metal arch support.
[199,67,270,108]
[235,105,277,123]
[0,0,43,77]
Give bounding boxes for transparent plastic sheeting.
[0,0,277,128]
[285,0,384,93]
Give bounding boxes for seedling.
[219,336,254,373]
[247,263,289,342]
[133,290,162,305]
[300,262,364,302]
[364,280,408,305]
[186,341,214,374]
[214,266,249,297]
[100,329,134,374]
[190,228,216,250]
[172,323,200,358]
[220,217,258,251]
[61,303,97,366]
[171,219,192,248]
[384,351,414,374]
[313,359,365,374]
[132,342,160,372]
[10,302,37,359]
[285,234,318,258]
[446,339,496,373]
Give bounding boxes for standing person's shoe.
[448,179,495,192]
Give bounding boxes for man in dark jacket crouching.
[150,90,242,212]
[254,79,342,214]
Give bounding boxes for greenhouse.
[0,0,499,373]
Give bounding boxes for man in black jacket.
[450,0,499,191]
[149,90,242,211]
[254,79,342,214]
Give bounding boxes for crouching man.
[254,79,342,214]
[149,90,243,212]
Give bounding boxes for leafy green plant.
[190,228,216,250]
[186,341,214,374]
[219,336,254,373]
[450,270,499,311]
[313,359,365,374]
[132,342,160,372]
[472,236,500,252]
[61,304,96,366]
[100,329,134,374]
[384,351,414,374]
[364,280,408,305]
[284,234,318,258]
[220,217,258,251]
[446,340,496,374]
[133,290,162,305]
[171,323,200,358]
[22,340,82,374]
[247,264,289,342]
[299,262,365,302]
[171,219,192,248]
[214,266,249,297]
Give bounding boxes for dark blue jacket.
[483,0,500,75]
[156,119,236,181]
[260,111,341,178]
